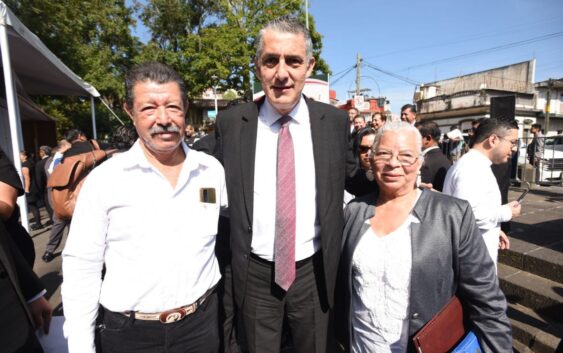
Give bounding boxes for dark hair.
[531,123,541,130]
[39,145,52,156]
[255,16,313,62]
[372,112,386,122]
[348,107,359,114]
[110,125,138,150]
[353,127,376,155]
[125,62,187,109]
[354,115,365,122]
[65,129,84,142]
[417,120,441,142]
[401,104,416,114]
[473,118,518,144]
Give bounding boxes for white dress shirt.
[252,96,319,261]
[62,141,227,353]
[443,149,512,264]
[351,206,419,353]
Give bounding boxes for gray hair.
[124,62,187,109]
[255,16,313,63]
[370,121,423,158]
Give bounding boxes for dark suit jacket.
[215,97,357,308]
[335,190,512,352]
[420,147,451,192]
[0,221,44,352]
[35,158,49,194]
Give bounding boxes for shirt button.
[412,312,419,319]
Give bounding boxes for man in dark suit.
[0,220,52,352]
[215,16,358,353]
[417,120,451,191]
[35,146,53,226]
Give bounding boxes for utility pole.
[545,79,553,134]
[305,0,309,29]
[356,53,361,96]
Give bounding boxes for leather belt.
[122,285,216,324]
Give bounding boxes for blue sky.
[310,0,563,112]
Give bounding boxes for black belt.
[250,252,317,269]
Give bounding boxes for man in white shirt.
[443,118,521,264]
[62,62,227,353]
[215,16,363,353]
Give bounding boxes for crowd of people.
[1,15,530,353]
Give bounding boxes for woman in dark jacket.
[334,121,511,353]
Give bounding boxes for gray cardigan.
[334,189,512,353]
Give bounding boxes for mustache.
[148,124,181,135]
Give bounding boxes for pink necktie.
[274,115,296,292]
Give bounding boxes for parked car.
[518,136,563,183]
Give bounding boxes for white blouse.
[351,203,420,353]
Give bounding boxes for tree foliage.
[5,0,138,138]
[4,0,331,137]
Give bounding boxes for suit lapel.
[307,98,329,221]
[239,101,260,225]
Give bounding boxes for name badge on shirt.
[200,188,216,204]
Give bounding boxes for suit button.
[247,226,252,232]
[412,312,419,319]
[243,254,248,259]
[0,271,7,279]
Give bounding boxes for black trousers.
[240,253,329,353]
[99,292,219,353]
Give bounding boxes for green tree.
[5,0,139,138]
[137,0,330,98]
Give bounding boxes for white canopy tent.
[0,1,101,229]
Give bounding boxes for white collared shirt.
[62,140,227,353]
[351,198,420,353]
[252,96,319,261]
[443,149,512,264]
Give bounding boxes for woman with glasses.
[334,121,511,352]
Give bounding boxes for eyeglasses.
[373,150,419,166]
[358,145,371,153]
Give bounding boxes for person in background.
[527,123,544,182]
[20,150,43,231]
[400,104,417,125]
[348,107,360,134]
[35,145,53,226]
[184,123,199,148]
[335,121,512,352]
[372,112,386,132]
[417,121,451,191]
[443,118,521,265]
[356,127,376,172]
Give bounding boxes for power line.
[363,61,420,86]
[402,31,563,71]
[362,16,563,61]
[332,63,357,77]
[330,65,356,85]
